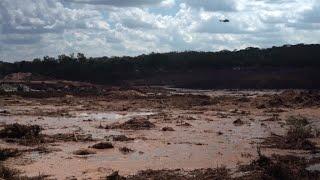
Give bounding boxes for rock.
[91,142,113,149]
[177,121,192,127]
[162,127,175,131]
[229,109,238,113]
[0,110,9,114]
[217,131,223,135]
[73,149,96,155]
[105,135,134,141]
[106,171,124,180]
[51,133,93,142]
[119,147,134,154]
[233,119,244,126]
[107,118,155,130]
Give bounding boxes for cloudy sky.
[0,0,319,62]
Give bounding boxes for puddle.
[73,111,154,120]
[165,87,281,97]
[0,111,155,139]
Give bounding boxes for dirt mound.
[254,90,320,108]
[166,94,217,109]
[1,73,104,98]
[3,72,32,81]
[108,90,147,99]
[106,118,155,130]
[3,72,51,82]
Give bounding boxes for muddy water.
[165,87,281,97]
[2,111,281,179]
[0,111,154,138]
[1,89,318,179]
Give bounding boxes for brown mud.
[1,78,320,179]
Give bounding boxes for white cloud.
[161,0,176,8]
[0,0,320,61]
[64,0,164,7]
[182,0,238,12]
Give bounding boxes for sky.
[0,0,319,62]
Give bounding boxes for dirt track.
[1,82,320,179]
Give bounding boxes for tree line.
[1,44,320,84]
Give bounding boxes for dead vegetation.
[0,165,19,180]
[0,123,41,139]
[0,123,50,146]
[106,171,123,180]
[0,148,20,161]
[107,167,232,180]
[238,148,320,180]
[50,133,94,142]
[286,116,310,127]
[263,116,317,151]
[0,165,49,180]
[106,118,155,130]
[0,123,96,146]
[0,141,49,179]
[263,108,286,113]
[0,147,50,179]
[261,114,281,122]
[1,150,50,180]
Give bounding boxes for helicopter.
[219,19,230,23]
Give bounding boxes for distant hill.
[1,44,320,89]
